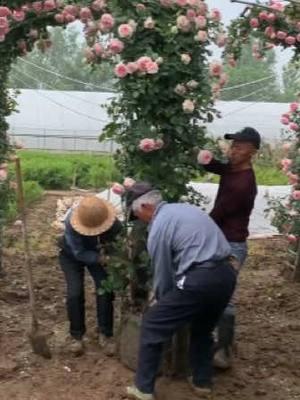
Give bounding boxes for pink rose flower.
[92,0,105,11]
[100,13,115,31]
[123,177,136,189]
[187,80,198,89]
[270,1,285,12]
[285,36,296,46]
[216,33,227,47]
[160,0,174,7]
[186,9,196,21]
[196,30,207,42]
[12,10,25,22]
[292,190,300,201]
[209,61,223,77]
[0,7,11,17]
[265,26,275,39]
[93,43,104,56]
[144,17,155,29]
[118,23,134,38]
[289,122,299,131]
[267,13,276,23]
[54,13,64,23]
[138,138,157,152]
[277,31,287,40]
[0,17,9,30]
[146,61,159,74]
[79,7,92,21]
[280,116,290,125]
[297,34,300,43]
[250,18,259,28]
[219,72,228,87]
[44,0,57,12]
[197,150,213,165]
[109,39,124,54]
[182,99,195,113]
[112,183,125,195]
[32,2,43,13]
[174,84,187,96]
[64,13,76,23]
[290,102,299,112]
[210,8,221,22]
[176,0,188,6]
[197,1,207,15]
[127,62,139,74]
[64,5,78,16]
[281,158,292,170]
[114,63,128,78]
[287,234,297,244]
[259,11,268,20]
[194,15,207,29]
[176,15,191,32]
[137,56,152,72]
[287,172,298,185]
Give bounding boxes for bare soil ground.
[1,194,300,400]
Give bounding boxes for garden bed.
[0,195,300,400]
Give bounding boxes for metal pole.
[230,0,277,10]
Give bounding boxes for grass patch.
[7,180,43,221]
[195,164,288,186]
[16,150,120,190]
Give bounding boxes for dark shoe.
[188,378,213,398]
[98,334,116,356]
[66,336,84,356]
[126,385,154,400]
[213,347,233,369]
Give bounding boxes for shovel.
[15,156,51,359]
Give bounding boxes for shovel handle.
[15,157,37,322]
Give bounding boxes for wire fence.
[9,127,119,153]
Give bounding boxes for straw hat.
[70,196,116,236]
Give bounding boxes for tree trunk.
[293,241,300,282]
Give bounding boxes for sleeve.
[65,221,99,266]
[202,159,228,175]
[148,226,175,299]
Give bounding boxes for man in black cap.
[197,126,261,369]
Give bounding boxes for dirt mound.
[1,194,300,400]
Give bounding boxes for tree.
[9,25,115,91]
[221,41,281,101]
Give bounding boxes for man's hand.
[98,253,110,267]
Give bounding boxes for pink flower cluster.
[111,177,136,196]
[114,57,159,78]
[138,138,164,152]
[279,103,300,231]
[280,103,300,132]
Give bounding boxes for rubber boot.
[213,306,235,370]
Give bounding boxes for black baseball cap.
[123,181,153,208]
[224,127,261,149]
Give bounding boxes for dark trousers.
[135,261,236,394]
[59,251,114,339]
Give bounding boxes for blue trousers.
[135,261,236,394]
[59,251,114,339]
